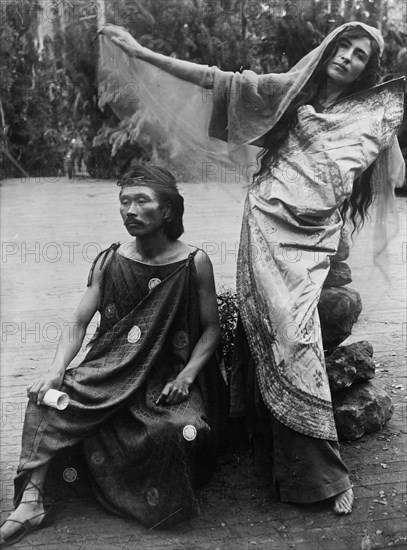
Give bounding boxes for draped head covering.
[208,22,385,146]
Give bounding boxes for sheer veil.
[98,34,256,198]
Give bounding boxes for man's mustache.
[124,217,143,226]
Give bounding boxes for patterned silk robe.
[15,247,227,527]
[237,80,405,440]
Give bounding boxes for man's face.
[120,185,168,238]
[326,36,372,89]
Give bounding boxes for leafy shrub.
[217,289,238,379]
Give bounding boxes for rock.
[318,287,362,351]
[333,381,394,440]
[326,341,375,392]
[331,230,350,262]
[323,261,352,287]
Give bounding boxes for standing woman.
[101,22,405,515]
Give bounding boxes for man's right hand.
[27,371,64,406]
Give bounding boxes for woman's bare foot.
[333,487,354,515]
[0,501,46,543]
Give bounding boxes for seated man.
[1,165,227,546]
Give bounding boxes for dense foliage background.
[1,0,406,179]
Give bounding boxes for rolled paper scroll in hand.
[43,389,69,410]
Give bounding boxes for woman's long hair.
[254,27,381,232]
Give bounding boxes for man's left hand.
[156,379,190,406]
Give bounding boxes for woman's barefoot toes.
[333,488,354,515]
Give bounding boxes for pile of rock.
[318,230,362,352]
[318,230,394,440]
[326,341,394,440]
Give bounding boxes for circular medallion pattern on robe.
[91,452,104,465]
[128,325,141,343]
[148,278,161,290]
[63,467,78,483]
[146,487,160,507]
[173,330,189,350]
[182,424,197,441]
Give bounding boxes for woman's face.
[326,36,372,89]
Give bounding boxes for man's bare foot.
[0,501,46,544]
[333,487,354,515]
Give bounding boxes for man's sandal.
[0,506,55,547]
[0,480,55,547]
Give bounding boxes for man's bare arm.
[27,253,108,405]
[158,249,220,405]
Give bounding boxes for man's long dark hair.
[117,165,184,240]
[253,27,381,232]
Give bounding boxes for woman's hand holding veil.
[100,24,145,58]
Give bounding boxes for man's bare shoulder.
[179,243,212,265]
[188,247,214,282]
[88,245,118,286]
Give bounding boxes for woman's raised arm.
[101,24,213,88]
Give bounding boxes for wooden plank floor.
[1,177,406,550]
